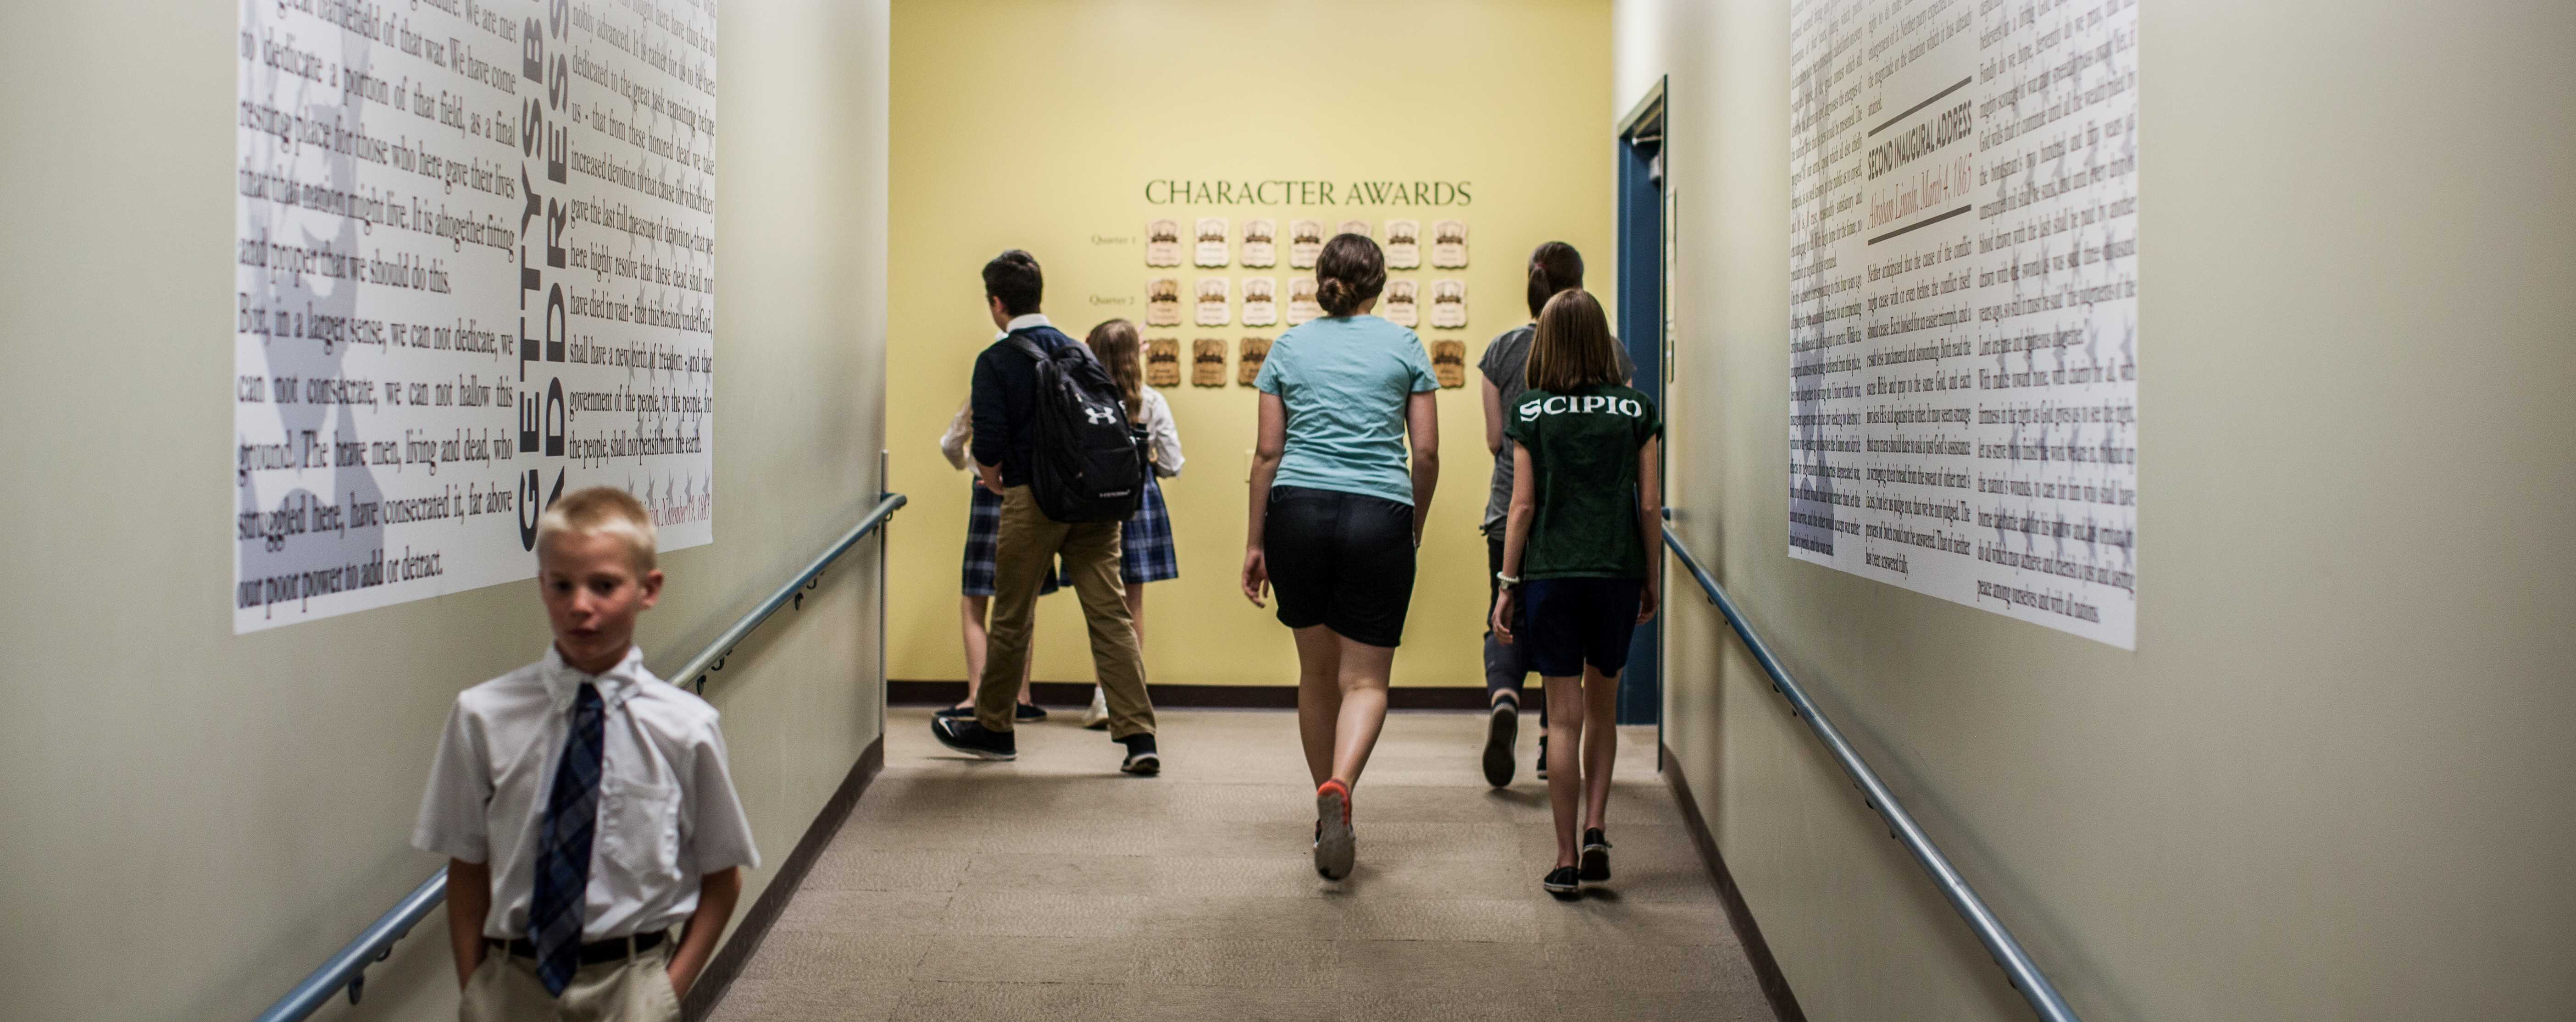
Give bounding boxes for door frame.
[1615,80,1669,729]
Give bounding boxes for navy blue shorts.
[1521,577,1644,678]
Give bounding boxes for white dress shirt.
[413,646,761,939]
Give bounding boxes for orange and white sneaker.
[1314,779,1356,879]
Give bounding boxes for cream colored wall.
[1620,0,2576,1019]
[0,3,890,1020]
[887,0,1613,687]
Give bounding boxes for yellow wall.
[889,0,1614,686]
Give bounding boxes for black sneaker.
[938,703,1044,721]
[1118,733,1160,775]
[1579,828,1612,882]
[1482,697,1519,788]
[1535,735,1549,780]
[930,716,1016,760]
[1542,865,1581,897]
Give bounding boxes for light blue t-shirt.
[1254,315,1440,506]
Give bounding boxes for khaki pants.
[461,947,680,1022]
[977,485,1156,738]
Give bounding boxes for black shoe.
[1482,697,1519,788]
[931,716,1016,760]
[1535,735,1549,780]
[1579,828,1612,882]
[1118,733,1160,775]
[939,703,1044,721]
[1542,865,1581,897]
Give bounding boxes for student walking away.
[1079,319,1186,729]
[933,250,1163,773]
[1489,289,1661,898]
[940,399,1060,724]
[1241,233,1439,880]
[413,487,760,1021]
[1476,242,1632,788]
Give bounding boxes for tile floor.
[708,706,1775,1022]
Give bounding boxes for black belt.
[487,930,667,966]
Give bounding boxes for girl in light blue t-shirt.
[1242,233,1440,882]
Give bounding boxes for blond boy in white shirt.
[414,487,760,1021]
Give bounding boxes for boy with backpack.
[1488,288,1662,897]
[932,249,1163,773]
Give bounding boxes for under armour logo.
[1083,405,1119,425]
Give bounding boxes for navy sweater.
[968,325,1081,488]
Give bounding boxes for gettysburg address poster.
[235,0,716,631]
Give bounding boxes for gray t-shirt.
[1478,324,1635,528]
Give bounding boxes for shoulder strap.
[1005,332,1051,364]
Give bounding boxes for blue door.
[1615,90,1666,727]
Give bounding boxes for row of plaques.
[1144,337,1470,390]
[1148,218,1468,270]
[1146,277,1467,329]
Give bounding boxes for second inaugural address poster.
[1788,0,2140,648]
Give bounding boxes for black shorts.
[1521,577,1644,678]
[1265,486,1417,647]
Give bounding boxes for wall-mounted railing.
[251,492,906,1022]
[1662,524,2080,1022]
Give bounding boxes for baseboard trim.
[1664,741,1808,1022]
[683,735,884,1020]
[890,679,1492,711]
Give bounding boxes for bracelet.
[1495,571,1521,586]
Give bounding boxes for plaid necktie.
[529,681,605,996]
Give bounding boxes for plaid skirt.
[1122,476,1180,584]
[960,481,1055,597]
[960,477,1180,595]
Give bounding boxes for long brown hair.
[1315,233,1386,317]
[1084,318,1145,421]
[1527,289,1623,392]
[1525,241,1584,319]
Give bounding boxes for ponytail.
[1525,241,1584,320]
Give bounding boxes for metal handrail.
[671,492,909,692]
[1662,524,2080,1022]
[253,492,906,1022]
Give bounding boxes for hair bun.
[1317,278,1351,304]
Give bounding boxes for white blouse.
[938,389,1184,478]
[938,399,975,471]
[1138,387,1184,477]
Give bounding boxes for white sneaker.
[1082,686,1110,729]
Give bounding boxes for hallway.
[710,707,1773,1021]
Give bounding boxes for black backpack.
[1007,333,1148,523]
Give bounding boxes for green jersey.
[1505,384,1661,579]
